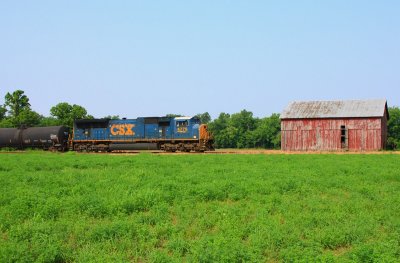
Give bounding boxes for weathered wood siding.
[381,111,388,149]
[281,118,384,151]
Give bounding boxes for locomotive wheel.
[74,145,83,152]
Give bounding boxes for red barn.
[281,99,389,151]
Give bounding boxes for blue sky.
[0,1,399,119]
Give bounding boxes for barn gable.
[281,99,388,119]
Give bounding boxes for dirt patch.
[211,149,400,155]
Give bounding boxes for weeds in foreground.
[0,153,399,262]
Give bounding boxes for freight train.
[0,126,69,151]
[0,116,214,152]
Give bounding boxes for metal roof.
[281,99,388,119]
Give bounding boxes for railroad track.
[1,150,398,155]
[95,150,229,154]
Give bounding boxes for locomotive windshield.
[176,120,188,133]
[176,121,188,127]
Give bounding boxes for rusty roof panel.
[281,99,387,119]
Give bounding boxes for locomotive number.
[177,127,188,133]
[110,124,135,136]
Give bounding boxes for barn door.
[348,129,362,150]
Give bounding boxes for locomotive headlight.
[194,136,196,138]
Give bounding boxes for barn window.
[341,125,347,149]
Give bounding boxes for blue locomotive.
[72,116,214,152]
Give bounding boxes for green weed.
[0,153,399,262]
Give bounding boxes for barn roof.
[281,99,388,119]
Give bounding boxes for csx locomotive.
[0,116,214,152]
[70,117,214,152]
[72,116,214,152]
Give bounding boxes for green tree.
[0,118,13,128]
[39,116,60,127]
[387,106,400,150]
[102,115,120,120]
[16,110,42,127]
[217,126,240,148]
[208,110,257,148]
[230,110,257,133]
[208,110,281,149]
[3,90,43,127]
[209,113,230,133]
[208,113,231,148]
[195,112,211,124]
[50,102,72,124]
[165,114,183,118]
[229,110,258,148]
[250,113,281,149]
[4,90,30,118]
[0,105,6,120]
[50,102,91,127]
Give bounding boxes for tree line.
[0,90,92,128]
[1,90,400,150]
[199,111,281,149]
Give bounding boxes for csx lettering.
[111,124,135,136]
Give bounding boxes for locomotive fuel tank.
[109,143,159,151]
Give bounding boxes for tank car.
[0,126,69,151]
[71,116,214,152]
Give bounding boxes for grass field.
[0,152,399,262]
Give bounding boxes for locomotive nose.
[199,124,212,140]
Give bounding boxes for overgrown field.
[0,152,399,262]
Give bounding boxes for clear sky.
[0,1,399,119]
